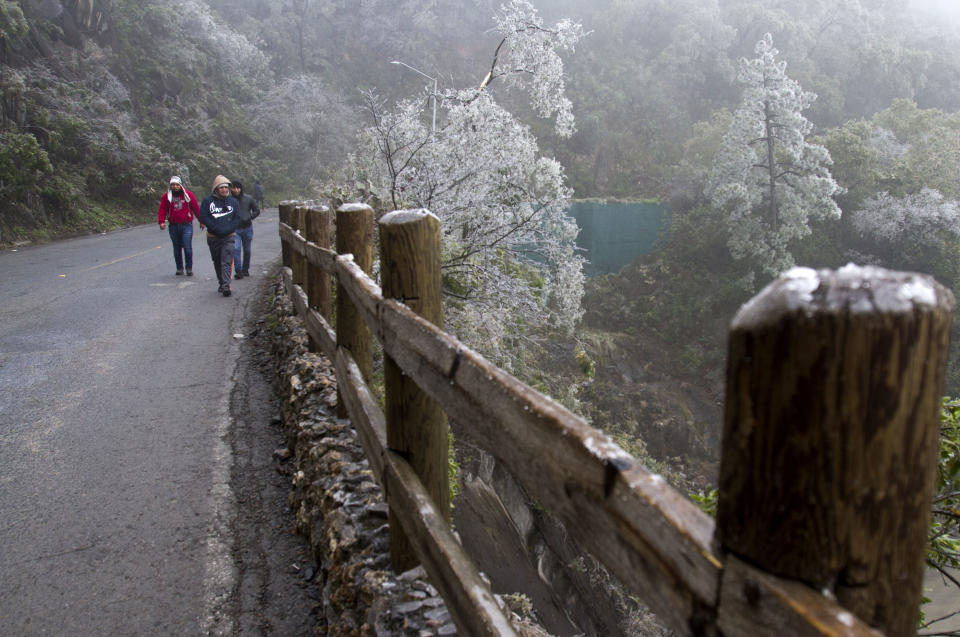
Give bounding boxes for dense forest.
[3,0,960,629]
[9,0,960,369]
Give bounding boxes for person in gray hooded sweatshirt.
[197,174,240,297]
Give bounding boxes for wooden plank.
[279,222,298,251]
[717,556,883,637]
[304,242,337,274]
[373,299,719,634]
[382,448,518,637]
[327,259,721,634]
[283,268,334,356]
[333,346,387,483]
[322,328,517,636]
[281,222,338,275]
[335,256,382,330]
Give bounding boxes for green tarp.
[569,201,668,277]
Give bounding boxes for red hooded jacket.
[157,187,199,225]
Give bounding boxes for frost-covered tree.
[248,75,359,187]
[354,0,584,364]
[853,188,960,248]
[708,33,841,280]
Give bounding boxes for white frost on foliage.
[707,33,841,278]
[353,1,585,363]
[853,188,960,247]
[175,0,267,78]
[489,0,585,137]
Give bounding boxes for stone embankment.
[269,279,548,636]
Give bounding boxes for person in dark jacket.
[253,181,264,211]
[157,175,200,276]
[197,174,241,297]
[229,180,259,279]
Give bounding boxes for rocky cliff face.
[12,0,109,64]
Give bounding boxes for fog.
[3,2,959,632]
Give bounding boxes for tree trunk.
[764,99,778,232]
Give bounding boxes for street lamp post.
[390,60,437,136]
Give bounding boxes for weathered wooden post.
[278,201,296,270]
[305,205,333,320]
[716,265,954,636]
[292,204,309,288]
[335,203,374,417]
[379,208,448,572]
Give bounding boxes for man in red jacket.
[157,175,200,275]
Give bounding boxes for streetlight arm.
[390,60,438,136]
[390,60,436,84]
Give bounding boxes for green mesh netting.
[569,201,668,277]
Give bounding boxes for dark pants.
[234,225,253,274]
[168,222,193,271]
[207,233,235,290]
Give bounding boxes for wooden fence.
[278,200,955,637]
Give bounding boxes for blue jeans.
[168,222,193,271]
[234,225,253,274]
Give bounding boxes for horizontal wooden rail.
[280,221,888,636]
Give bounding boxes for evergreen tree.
[708,33,840,281]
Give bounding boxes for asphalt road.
[0,210,313,635]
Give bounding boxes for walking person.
[229,180,260,279]
[198,175,240,297]
[253,180,264,211]
[157,176,199,276]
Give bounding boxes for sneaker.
[234,271,244,280]
[186,269,193,276]
[176,269,184,276]
[222,287,231,297]
[242,270,250,277]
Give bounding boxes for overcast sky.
[911,0,960,23]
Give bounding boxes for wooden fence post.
[336,203,374,416]
[715,265,954,636]
[306,205,333,320]
[292,204,308,288]
[278,200,296,270]
[379,209,448,572]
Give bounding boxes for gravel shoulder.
[225,268,320,636]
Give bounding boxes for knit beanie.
[166,175,190,204]
[212,174,231,193]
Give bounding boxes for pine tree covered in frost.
[355,0,585,364]
[708,33,841,281]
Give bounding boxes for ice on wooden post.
[335,203,374,417]
[716,264,954,637]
